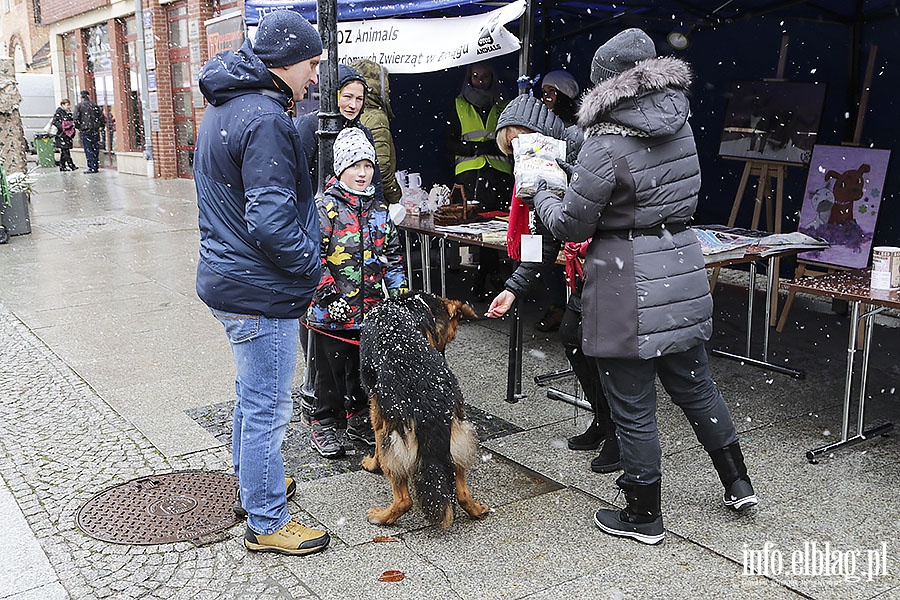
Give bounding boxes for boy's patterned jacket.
[307,182,407,330]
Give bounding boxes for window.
[119,16,144,152]
[167,2,194,177]
[62,32,78,104]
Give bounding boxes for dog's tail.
[414,424,455,528]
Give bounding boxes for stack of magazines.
[695,225,828,261]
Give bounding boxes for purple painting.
[798,145,892,269]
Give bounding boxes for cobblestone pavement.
[0,305,310,599]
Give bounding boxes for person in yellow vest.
[446,61,514,298]
[446,61,513,212]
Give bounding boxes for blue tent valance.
[243,0,486,25]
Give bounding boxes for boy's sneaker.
[347,413,376,446]
[233,477,297,518]
[724,478,758,511]
[244,517,330,556]
[311,421,345,458]
[594,508,665,545]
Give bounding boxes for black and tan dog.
[359,291,489,528]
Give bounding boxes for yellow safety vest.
[454,97,513,176]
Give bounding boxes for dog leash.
[300,320,361,346]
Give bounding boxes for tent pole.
[317,0,340,194]
[517,0,534,94]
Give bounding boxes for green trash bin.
[34,133,56,168]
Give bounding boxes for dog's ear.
[443,298,478,322]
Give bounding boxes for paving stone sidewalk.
[0,305,293,599]
[1,168,898,600]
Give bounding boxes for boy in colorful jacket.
[306,127,408,457]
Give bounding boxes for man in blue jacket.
[194,10,329,556]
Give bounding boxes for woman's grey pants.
[596,343,738,486]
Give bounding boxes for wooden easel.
[708,159,788,324]
[709,35,792,325]
[775,43,879,336]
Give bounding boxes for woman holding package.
[531,69,582,332]
[51,99,77,171]
[527,28,758,546]
[485,94,620,475]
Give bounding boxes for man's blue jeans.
[211,309,298,535]
[80,130,100,171]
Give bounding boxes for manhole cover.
[76,470,239,545]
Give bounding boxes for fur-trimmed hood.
[578,56,694,137]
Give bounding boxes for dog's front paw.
[464,501,490,520]
[366,506,396,525]
[361,454,381,473]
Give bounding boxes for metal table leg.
[712,256,804,378]
[547,387,591,411]
[806,303,893,463]
[403,231,414,290]
[505,303,526,403]
[439,238,447,298]
[417,233,431,294]
[534,369,574,385]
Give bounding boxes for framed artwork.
[797,145,892,269]
[719,80,827,166]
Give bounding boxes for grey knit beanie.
[495,94,565,140]
[253,10,323,68]
[590,28,656,84]
[333,127,376,177]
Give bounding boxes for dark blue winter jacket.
[194,40,321,318]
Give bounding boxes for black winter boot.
[708,442,758,512]
[593,476,664,545]
[590,437,622,473]
[568,419,604,450]
[565,343,615,451]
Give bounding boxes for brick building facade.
[42,0,240,178]
[1,0,50,73]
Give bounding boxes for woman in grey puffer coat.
[530,28,757,546]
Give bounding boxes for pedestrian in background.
[51,99,77,172]
[194,9,330,557]
[73,90,105,173]
[540,70,580,127]
[447,60,513,298]
[351,59,403,205]
[531,69,583,332]
[305,127,408,458]
[529,28,758,546]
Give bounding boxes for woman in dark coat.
[529,28,758,546]
[486,94,621,475]
[294,64,387,201]
[51,99,77,171]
